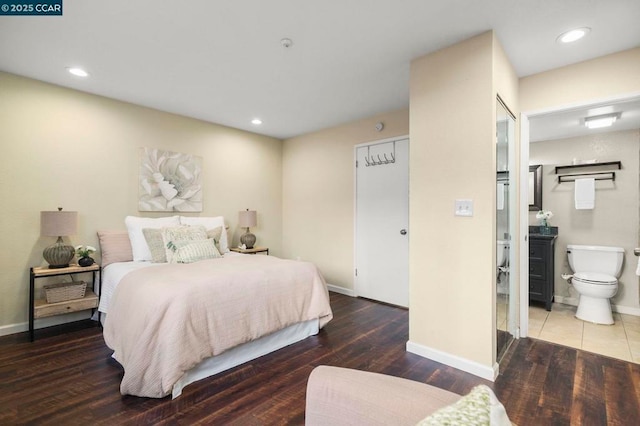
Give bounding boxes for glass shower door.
[496,97,516,362]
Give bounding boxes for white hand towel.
[497,183,504,210]
[636,257,640,276]
[575,178,595,209]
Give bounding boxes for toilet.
[567,244,624,325]
[497,240,509,268]
[496,240,509,293]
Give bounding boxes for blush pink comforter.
[103,255,333,398]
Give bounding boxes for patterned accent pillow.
[417,385,511,426]
[161,225,208,263]
[168,239,221,264]
[142,228,166,263]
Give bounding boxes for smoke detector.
[280,38,293,48]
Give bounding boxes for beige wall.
[530,129,640,311]
[0,72,283,332]
[520,48,640,112]
[408,31,518,372]
[282,109,409,288]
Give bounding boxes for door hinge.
[355,268,358,276]
[356,160,359,168]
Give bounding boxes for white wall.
[530,129,640,313]
[0,71,283,333]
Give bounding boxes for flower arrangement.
[536,210,553,227]
[75,245,96,259]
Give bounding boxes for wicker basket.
[43,281,87,303]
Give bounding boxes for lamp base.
[43,237,75,269]
[240,231,256,249]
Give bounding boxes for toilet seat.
[573,272,617,285]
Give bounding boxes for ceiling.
[530,97,640,143]
[1,1,639,139]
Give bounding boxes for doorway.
[519,94,640,363]
[355,137,409,307]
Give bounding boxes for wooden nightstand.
[229,246,269,255]
[29,263,102,342]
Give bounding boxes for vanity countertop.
[528,226,558,239]
[529,233,558,240]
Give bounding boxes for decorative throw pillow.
[161,225,208,263]
[179,216,229,253]
[206,226,223,252]
[168,239,221,264]
[125,215,180,261]
[97,230,133,267]
[142,228,167,263]
[416,385,511,426]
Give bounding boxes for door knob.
[400,229,407,235]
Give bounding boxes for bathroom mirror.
[529,165,542,211]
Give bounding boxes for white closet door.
[355,138,409,307]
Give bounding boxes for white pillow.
[125,215,180,261]
[179,216,229,253]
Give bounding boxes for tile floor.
[529,303,640,363]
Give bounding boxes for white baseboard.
[613,304,640,317]
[553,296,640,317]
[0,322,27,337]
[406,340,498,382]
[553,295,578,306]
[0,312,92,337]
[327,284,356,297]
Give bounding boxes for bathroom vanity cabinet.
[529,232,557,311]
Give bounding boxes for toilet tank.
[567,245,624,277]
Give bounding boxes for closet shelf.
[554,161,621,175]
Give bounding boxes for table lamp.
[238,209,257,249]
[41,207,78,268]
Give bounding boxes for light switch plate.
[455,199,473,217]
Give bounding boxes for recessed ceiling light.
[557,27,590,44]
[67,67,89,77]
[251,118,263,125]
[584,113,619,129]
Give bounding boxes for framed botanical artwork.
[138,147,203,212]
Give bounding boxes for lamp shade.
[238,209,257,228]
[41,209,78,237]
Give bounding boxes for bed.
[97,216,333,399]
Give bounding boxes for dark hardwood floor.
[1,292,639,425]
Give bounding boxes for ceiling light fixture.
[557,27,590,44]
[251,118,263,125]
[584,113,619,129]
[67,67,89,77]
